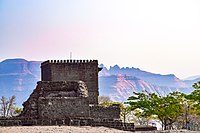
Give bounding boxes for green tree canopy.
[126,92,184,130]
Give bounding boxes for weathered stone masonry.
[41,60,99,105]
[0,59,135,131]
[22,60,120,120]
[22,81,89,119]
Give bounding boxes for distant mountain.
[0,59,197,106]
[184,75,200,81]
[0,59,42,106]
[99,74,180,102]
[184,77,200,88]
[99,74,193,102]
[99,65,189,88]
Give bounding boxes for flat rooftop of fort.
[41,60,98,66]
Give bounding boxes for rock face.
[99,74,188,102]
[0,59,42,106]
[100,65,188,88]
[21,60,120,120]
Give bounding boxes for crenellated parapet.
[41,60,98,66]
[40,59,99,105]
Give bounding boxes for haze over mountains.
[0,59,198,106]
[99,64,195,102]
[0,59,41,106]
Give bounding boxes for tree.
[98,96,113,106]
[133,109,153,125]
[13,107,22,116]
[0,96,9,117]
[127,92,184,130]
[7,96,16,116]
[179,81,200,129]
[0,96,16,117]
[188,81,200,110]
[192,81,200,89]
[120,104,131,123]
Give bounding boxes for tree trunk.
[164,120,167,130]
[123,114,126,123]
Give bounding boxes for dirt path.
[0,126,132,133]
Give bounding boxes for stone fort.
[0,60,135,131]
[21,60,120,120]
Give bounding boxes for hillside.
[0,58,197,106]
[99,65,188,88]
[99,74,191,102]
[0,59,42,106]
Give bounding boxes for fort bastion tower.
[41,60,100,105]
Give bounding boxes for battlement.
[41,59,99,105]
[41,60,98,66]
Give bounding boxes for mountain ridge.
[99,65,189,88]
[0,58,198,106]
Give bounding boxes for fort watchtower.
[41,60,99,105]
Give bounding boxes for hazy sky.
[1,0,200,79]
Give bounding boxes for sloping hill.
[100,65,188,88]
[99,74,190,102]
[0,59,42,106]
[0,59,196,106]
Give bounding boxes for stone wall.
[21,81,89,119]
[38,97,89,119]
[21,79,121,121]
[89,104,120,120]
[0,117,135,131]
[41,60,99,105]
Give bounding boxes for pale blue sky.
[1,0,200,79]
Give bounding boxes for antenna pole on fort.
[70,52,72,60]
